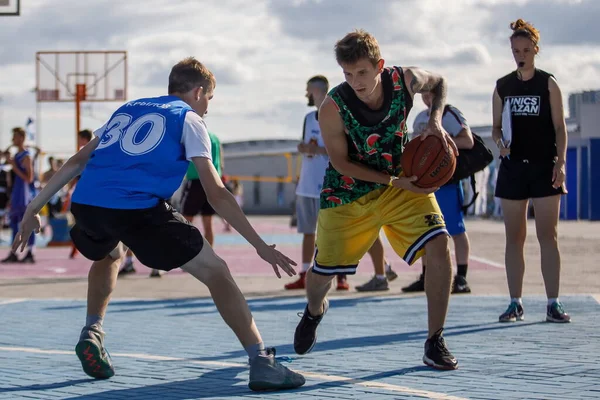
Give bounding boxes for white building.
[222,95,590,216]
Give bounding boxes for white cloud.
[0,0,598,153]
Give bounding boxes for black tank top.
[496,69,556,162]
[336,67,398,126]
[319,67,412,209]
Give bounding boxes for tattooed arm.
[404,67,457,155]
[405,67,447,122]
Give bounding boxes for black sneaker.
[1,252,19,263]
[402,274,425,293]
[149,269,162,278]
[451,275,471,294]
[499,302,524,322]
[294,299,329,355]
[423,329,458,370]
[75,324,115,379]
[18,251,35,264]
[546,301,571,323]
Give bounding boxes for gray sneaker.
[248,354,306,391]
[355,276,389,292]
[75,324,115,379]
[385,265,398,282]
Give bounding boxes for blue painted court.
[1,294,599,399]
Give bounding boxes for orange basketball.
[400,135,456,188]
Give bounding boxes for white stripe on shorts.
[312,264,358,275]
[405,227,448,264]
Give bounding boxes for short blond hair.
[335,29,381,65]
[168,57,216,94]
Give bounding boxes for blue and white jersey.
[72,95,212,209]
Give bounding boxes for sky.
[0,0,599,155]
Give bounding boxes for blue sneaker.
[546,301,571,323]
[499,302,524,322]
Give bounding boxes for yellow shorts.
[314,186,448,275]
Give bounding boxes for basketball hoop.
[0,0,20,16]
[35,51,128,151]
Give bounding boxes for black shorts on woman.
[495,68,565,200]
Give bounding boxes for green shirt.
[186,131,222,180]
[320,67,411,209]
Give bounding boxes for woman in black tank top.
[491,19,571,324]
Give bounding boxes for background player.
[403,94,474,294]
[12,57,306,391]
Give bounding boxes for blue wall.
[580,147,589,220]
[563,148,578,220]
[590,139,600,221]
[563,138,600,220]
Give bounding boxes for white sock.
[376,274,386,280]
[302,263,310,272]
[26,245,35,254]
[511,297,522,305]
[385,263,392,272]
[548,297,558,306]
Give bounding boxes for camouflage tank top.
[320,66,413,209]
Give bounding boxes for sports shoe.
[284,271,306,290]
[423,329,458,370]
[294,298,329,355]
[247,347,277,364]
[385,264,398,282]
[402,274,425,293]
[248,353,305,391]
[75,324,115,379]
[118,260,136,277]
[336,275,349,291]
[355,276,389,292]
[18,251,35,264]
[149,269,162,278]
[499,302,524,322]
[546,301,571,323]
[69,246,79,259]
[1,252,19,263]
[451,275,471,294]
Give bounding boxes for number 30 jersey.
[72,95,212,209]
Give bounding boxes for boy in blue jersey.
[2,127,35,264]
[12,57,305,392]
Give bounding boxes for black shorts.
[180,179,216,216]
[70,201,204,271]
[495,158,566,200]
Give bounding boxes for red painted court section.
[0,219,500,279]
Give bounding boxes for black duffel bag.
[447,131,493,185]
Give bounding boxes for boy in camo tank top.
[293,29,460,371]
